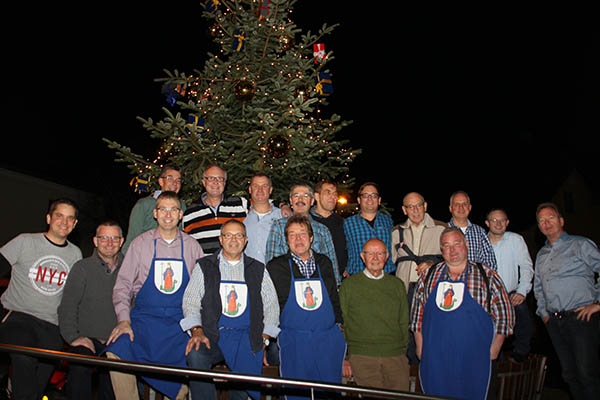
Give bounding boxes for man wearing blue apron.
[181,220,280,400]
[105,191,205,400]
[410,227,514,400]
[267,215,346,400]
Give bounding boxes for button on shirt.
[490,231,533,295]
[243,206,282,264]
[449,219,497,270]
[180,252,280,338]
[533,232,600,318]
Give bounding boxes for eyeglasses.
[96,236,122,243]
[161,175,183,184]
[156,207,181,213]
[292,193,312,199]
[404,203,424,210]
[359,193,379,199]
[488,218,507,223]
[203,176,226,183]
[363,251,386,258]
[221,233,246,239]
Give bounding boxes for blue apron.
[419,266,494,400]
[218,279,264,400]
[278,259,346,400]
[106,238,190,399]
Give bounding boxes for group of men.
[0,163,598,400]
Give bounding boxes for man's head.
[153,191,183,233]
[93,221,124,262]
[202,165,227,198]
[440,227,469,269]
[314,180,338,214]
[248,174,273,204]
[536,202,564,243]
[485,208,509,237]
[158,164,182,193]
[449,191,472,225]
[289,183,314,216]
[357,182,381,215]
[219,220,248,261]
[360,238,388,277]
[402,192,427,226]
[46,198,78,243]
[285,215,314,260]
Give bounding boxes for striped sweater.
[182,195,249,255]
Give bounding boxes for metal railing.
[0,343,456,399]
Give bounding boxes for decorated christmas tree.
[104,0,360,204]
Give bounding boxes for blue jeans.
[186,343,248,400]
[509,293,533,355]
[545,312,600,400]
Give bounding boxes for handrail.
[0,343,456,400]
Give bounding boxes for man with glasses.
[182,220,279,400]
[485,208,534,363]
[392,192,446,365]
[265,183,341,285]
[123,164,185,254]
[183,165,249,255]
[344,182,395,275]
[58,221,125,400]
[0,198,82,399]
[105,191,204,400]
[340,238,410,391]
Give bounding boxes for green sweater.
[339,272,409,357]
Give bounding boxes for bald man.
[340,239,410,391]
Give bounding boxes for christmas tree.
[104,0,360,204]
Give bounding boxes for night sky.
[3,2,598,233]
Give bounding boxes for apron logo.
[294,280,323,311]
[28,255,70,295]
[220,283,248,317]
[154,260,183,294]
[435,281,465,312]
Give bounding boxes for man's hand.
[510,293,526,306]
[280,204,292,217]
[262,334,271,366]
[342,360,353,378]
[106,321,134,345]
[185,327,211,356]
[416,261,433,275]
[71,336,96,353]
[574,302,600,322]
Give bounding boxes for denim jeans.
[65,340,114,400]
[509,293,533,356]
[545,312,600,400]
[186,343,248,400]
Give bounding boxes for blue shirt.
[243,205,282,264]
[490,231,533,295]
[343,212,395,275]
[265,215,341,285]
[533,232,600,318]
[448,219,497,270]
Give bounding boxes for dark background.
[2,2,598,233]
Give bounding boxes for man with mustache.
[265,183,340,285]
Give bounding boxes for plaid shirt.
[343,212,395,275]
[448,219,497,270]
[291,250,316,278]
[410,261,514,336]
[265,215,341,285]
